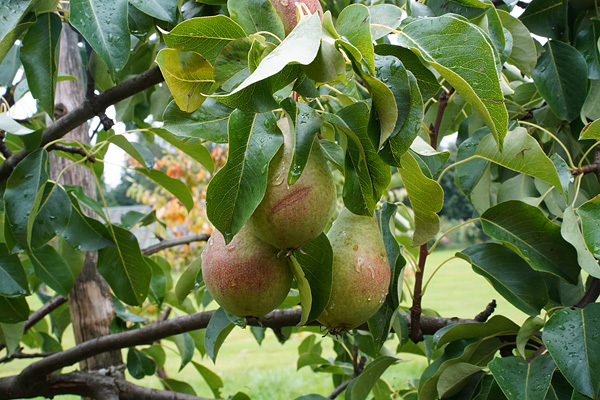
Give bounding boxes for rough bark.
[52,23,122,372]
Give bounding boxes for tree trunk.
[51,23,122,373]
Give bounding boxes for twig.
[474,300,497,322]
[48,143,96,162]
[409,86,454,343]
[328,344,366,399]
[575,276,600,309]
[141,233,210,256]
[0,66,164,181]
[0,131,14,158]
[0,348,58,363]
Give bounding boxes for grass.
[0,248,530,399]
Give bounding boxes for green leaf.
[561,206,600,279]
[162,98,232,143]
[288,256,312,326]
[228,0,284,41]
[0,321,25,354]
[580,119,600,140]
[292,233,333,324]
[543,304,600,398]
[127,347,156,379]
[434,315,519,347]
[336,103,391,216]
[280,100,323,185]
[163,15,246,63]
[192,361,224,398]
[369,4,403,41]
[481,201,580,284]
[130,0,176,23]
[516,316,544,358]
[4,149,49,250]
[374,43,438,101]
[20,12,61,117]
[146,257,166,305]
[28,245,74,297]
[134,168,194,213]
[162,379,196,396]
[577,195,600,259]
[97,225,151,306]
[320,139,344,172]
[30,183,71,249]
[345,356,399,400]
[497,10,536,76]
[0,113,34,136]
[151,128,214,173]
[213,13,321,109]
[175,256,203,304]
[436,363,484,398]
[519,0,566,40]
[575,20,600,80]
[142,345,166,369]
[457,243,549,316]
[70,0,130,77]
[302,11,345,83]
[475,128,565,195]
[173,332,195,371]
[0,1,33,45]
[397,15,508,148]
[205,110,282,243]
[0,296,29,323]
[398,151,443,246]
[108,135,154,169]
[532,41,588,122]
[62,201,112,251]
[213,37,251,89]
[0,44,21,87]
[0,243,28,298]
[155,49,215,113]
[205,307,235,362]
[489,353,556,400]
[336,4,375,74]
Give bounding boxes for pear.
[246,139,336,250]
[318,209,390,332]
[201,226,292,318]
[269,0,323,35]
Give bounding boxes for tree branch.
[142,234,211,256]
[0,371,223,400]
[328,344,366,399]
[474,300,497,323]
[0,66,164,181]
[9,307,474,389]
[48,143,97,162]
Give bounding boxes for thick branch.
[0,371,222,400]
[0,66,164,181]
[12,307,474,387]
[142,234,211,256]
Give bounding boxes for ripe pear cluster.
[201,1,390,330]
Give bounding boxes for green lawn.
[1,248,531,399]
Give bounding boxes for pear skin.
[269,0,323,35]
[201,226,292,318]
[318,209,390,331]
[247,140,336,250]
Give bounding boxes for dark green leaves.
[481,201,580,284]
[127,348,156,379]
[205,308,235,362]
[98,226,151,306]
[28,244,74,298]
[205,110,282,243]
[162,98,231,143]
[0,296,29,323]
[519,0,567,40]
[20,12,61,117]
[543,304,600,398]
[0,243,28,297]
[134,168,194,213]
[457,243,548,316]
[532,41,588,122]
[345,356,399,400]
[336,4,375,74]
[71,0,130,77]
[489,354,557,400]
[0,1,33,46]
[397,15,508,148]
[291,233,333,324]
[577,196,600,259]
[228,0,285,40]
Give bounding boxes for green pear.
[201,225,292,318]
[246,139,336,250]
[269,0,323,35]
[318,209,390,331]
